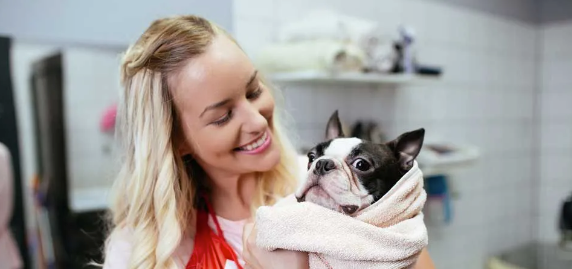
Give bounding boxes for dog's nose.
[314,159,336,175]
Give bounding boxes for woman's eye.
[352,158,371,171]
[246,87,262,100]
[212,110,233,126]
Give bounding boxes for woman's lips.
[235,131,271,155]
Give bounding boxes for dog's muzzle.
[313,159,336,176]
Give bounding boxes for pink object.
[0,143,24,269]
[100,104,117,133]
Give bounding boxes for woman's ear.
[174,129,193,157]
[178,143,193,157]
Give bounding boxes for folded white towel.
[277,10,378,45]
[255,39,365,73]
[275,10,399,74]
[255,161,428,269]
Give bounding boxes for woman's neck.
[208,172,257,221]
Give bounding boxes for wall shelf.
[268,71,439,85]
[417,144,480,177]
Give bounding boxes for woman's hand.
[413,248,436,269]
[242,222,309,269]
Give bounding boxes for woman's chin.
[248,147,281,172]
[255,149,281,172]
[233,140,281,172]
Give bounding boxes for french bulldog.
[295,111,425,215]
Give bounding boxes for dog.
[295,110,425,215]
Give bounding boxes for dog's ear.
[325,110,344,140]
[385,128,425,170]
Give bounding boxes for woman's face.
[171,35,280,177]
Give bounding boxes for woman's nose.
[240,102,268,134]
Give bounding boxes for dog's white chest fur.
[324,138,362,158]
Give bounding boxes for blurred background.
[1,0,572,268]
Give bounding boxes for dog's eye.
[307,153,316,169]
[352,159,371,171]
[308,153,316,163]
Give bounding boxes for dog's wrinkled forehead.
[320,137,363,159]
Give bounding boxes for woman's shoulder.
[103,226,195,268]
[103,227,135,269]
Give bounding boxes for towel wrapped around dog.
[255,161,428,269]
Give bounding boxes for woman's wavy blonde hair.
[103,15,300,269]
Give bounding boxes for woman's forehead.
[171,35,255,115]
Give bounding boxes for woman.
[0,142,23,269]
[102,15,435,269]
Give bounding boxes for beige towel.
[255,161,428,269]
[255,40,365,73]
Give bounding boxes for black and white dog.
[295,111,425,215]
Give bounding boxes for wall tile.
[540,122,572,152]
[538,212,561,243]
[541,22,572,60]
[281,85,316,124]
[541,60,572,91]
[311,85,354,122]
[338,0,403,25]
[235,17,277,59]
[233,0,276,20]
[541,91,572,119]
[421,1,457,44]
[274,0,343,24]
[392,86,438,121]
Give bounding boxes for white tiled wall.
[538,21,572,244]
[234,0,538,268]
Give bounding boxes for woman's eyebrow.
[246,70,258,87]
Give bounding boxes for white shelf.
[417,144,480,177]
[268,71,438,85]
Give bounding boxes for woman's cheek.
[202,128,237,154]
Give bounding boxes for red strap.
[186,193,244,269]
[202,193,226,239]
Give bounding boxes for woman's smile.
[235,131,271,154]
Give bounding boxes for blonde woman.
[102,15,435,269]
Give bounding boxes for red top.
[186,194,244,269]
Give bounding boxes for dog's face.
[295,111,425,215]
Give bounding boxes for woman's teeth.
[240,132,267,151]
